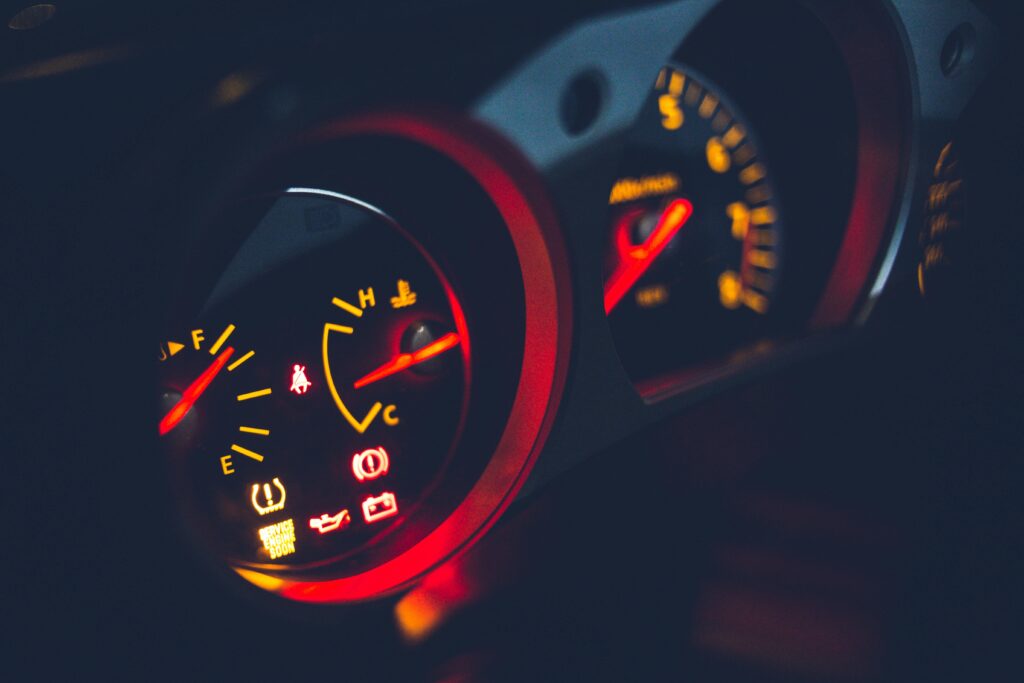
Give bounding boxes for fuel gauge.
[158,324,272,468]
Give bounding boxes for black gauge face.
[158,191,469,572]
[151,119,564,603]
[606,66,784,384]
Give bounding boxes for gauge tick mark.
[237,388,272,402]
[208,324,236,355]
[331,297,364,318]
[231,444,265,462]
[227,350,254,372]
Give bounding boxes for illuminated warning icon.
[390,279,417,309]
[362,492,399,523]
[290,364,312,395]
[309,509,351,534]
[251,477,287,516]
[258,518,296,559]
[352,447,390,482]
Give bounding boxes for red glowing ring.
[235,112,571,603]
[809,3,910,327]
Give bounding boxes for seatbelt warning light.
[290,364,312,395]
[258,519,296,560]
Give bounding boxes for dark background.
[3,1,1023,680]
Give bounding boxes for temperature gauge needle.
[353,332,460,389]
[604,198,694,314]
[159,346,235,435]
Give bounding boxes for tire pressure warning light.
[251,478,287,515]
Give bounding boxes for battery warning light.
[362,492,399,523]
[258,519,296,560]
[290,364,312,395]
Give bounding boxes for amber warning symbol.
[390,280,417,309]
[258,519,296,559]
[251,478,287,516]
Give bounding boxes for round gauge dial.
[160,191,470,571]
[155,115,567,602]
[605,66,784,384]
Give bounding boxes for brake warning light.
[352,447,390,481]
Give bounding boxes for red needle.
[603,198,694,314]
[353,332,460,389]
[159,346,235,436]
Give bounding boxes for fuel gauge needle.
[604,198,694,314]
[159,346,235,435]
[353,333,460,389]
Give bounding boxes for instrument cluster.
[133,0,999,602]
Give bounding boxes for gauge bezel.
[804,0,912,327]
[221,112,572,602]
[617,0,911,402]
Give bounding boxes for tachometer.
[605,66,784,385]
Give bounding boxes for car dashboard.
[5,1,1023,680]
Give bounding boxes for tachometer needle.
[603,198,694,314]
[353,332,460,389]
[159,346,235,436]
